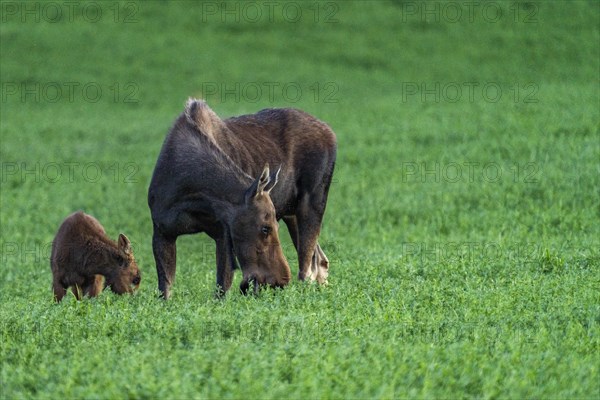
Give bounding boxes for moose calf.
[50,211,141,302]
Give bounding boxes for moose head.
[103,234,141,294]
[228,165,291,293]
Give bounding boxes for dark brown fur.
[148,99,336,298]
[50,211,141,302]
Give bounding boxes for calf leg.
[153,229,177,299]
[83,275,104,297]
[52,279,67,303]
[71,285,83,300]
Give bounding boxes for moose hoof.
[316,272,329,285]
[299,270,318,283]
[298,272,315,282]
[316,264,329,285]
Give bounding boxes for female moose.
[148,99,336,298]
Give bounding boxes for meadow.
[1,1,599,398]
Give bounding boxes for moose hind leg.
[295,196,326,282]
[153,229,177,299]
[286,215,328,282]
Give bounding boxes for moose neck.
[164,114,256,224]
[173,154,251,230]
[184,121,254,212]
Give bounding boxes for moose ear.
[245,164,270,204]
[118,234,132,255]
[264,165,281,194]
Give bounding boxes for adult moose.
[148,99,336,298]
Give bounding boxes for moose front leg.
[152,229,177,299]
[215,234,235,297]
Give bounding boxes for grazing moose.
[50,211,141,302]
[148,99,336,298]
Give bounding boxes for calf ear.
[264,165,281,193]
[245,165,271,204]
[118,234,132,255]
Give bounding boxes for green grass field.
[1,1,599,398]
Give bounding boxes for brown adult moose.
[148,99,336,298]
[50,211,141,302]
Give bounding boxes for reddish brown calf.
[50,211,141,302]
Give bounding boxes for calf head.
[230,165,291,293]
[105,234,141,294]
